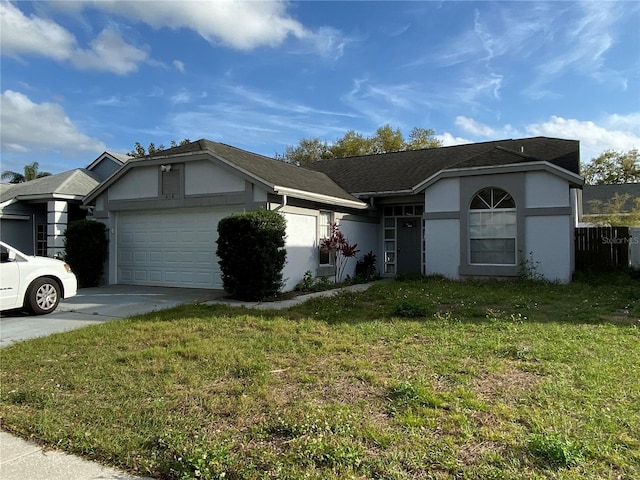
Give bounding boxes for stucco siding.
[339,216,380,277]
[185,160,245,195]
[425,219,460,279]
[109,167,158,200]
[282,212,318,291]
[426,177,460,212]
[525,171,569,208]
[525,215,573,282]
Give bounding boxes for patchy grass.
[1,275,639,479]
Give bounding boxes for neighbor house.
[0,152,129,256]
[83,137,583,289]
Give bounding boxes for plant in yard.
[320,222,359,283]
[394,298,429,317]
[216,209,287,301]
[355,250,378,280]
[64,220,109,287]
[518,251,544,281]
[529,433,588,468]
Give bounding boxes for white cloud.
[436,132,472,147]
[90,0,308,50]
[455,116,496,137]
[0,0,75,60]
[0,2,149,75]
[0,90,105,155]
[71,29,148,74]
[343,78,433,125]
[170,89,192,105]
[525,115,640,161]
[173,60,185,73]
[450,114,640,163]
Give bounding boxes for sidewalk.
[1,282,379,480]
[0,431,152,480]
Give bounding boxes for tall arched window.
[469,187,516,265]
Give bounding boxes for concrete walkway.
[1,282,378,480]
[0,430,152,480]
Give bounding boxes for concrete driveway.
[0,285,225,348]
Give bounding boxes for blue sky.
[1,0,639,176]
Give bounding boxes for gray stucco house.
[83,136,583,290]
[0,152,128,256]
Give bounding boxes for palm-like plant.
[1,162,52,183]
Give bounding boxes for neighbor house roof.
[0,169,101,205]
[582,183,640,215]
[306,137,580,196]
[85,151,130,172]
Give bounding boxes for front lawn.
[1,275,639,479]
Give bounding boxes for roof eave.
[350,189,415,198]
[275,186,368,209]
[413,161,585,193]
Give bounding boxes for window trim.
[318,210,334,266]
[468,187,517,266]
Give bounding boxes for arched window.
[469,187,516,265]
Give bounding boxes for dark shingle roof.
[1,169,100,203]
[146,139,362,203]
[306,137,580,194]
[582,184,640,214]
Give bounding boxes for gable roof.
[1,169,100,205]
[306,137,580,196]
[85,139,367,208]
[582,183,640,214]
[86,151,130,171]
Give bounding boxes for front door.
[397,217,422,274]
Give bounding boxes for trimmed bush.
[216,209,287,301]
[64,220,109,287]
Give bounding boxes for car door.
[0,245,21,309]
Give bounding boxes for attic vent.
[520,146,524,153]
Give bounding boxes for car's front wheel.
[26,278,61,315]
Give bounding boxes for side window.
[469,187,516,265]
[0,245,9,263]
[318,211,333,265]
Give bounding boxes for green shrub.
[529,433,587,468]
[355,250,377,279]
[64,220,109,287]
[216,209,287,301]
[394,298,429,317]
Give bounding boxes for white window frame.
[318,210,334,266]
[469,188,517,266]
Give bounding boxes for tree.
[128,139,191,158]
[276,137,332,165]
[584,194,640,226]
[1,161,52,183]
[278,124,441,164]
[581,149,640,185]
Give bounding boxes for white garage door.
[117,208,233,288]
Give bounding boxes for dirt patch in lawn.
[471,365,540,403]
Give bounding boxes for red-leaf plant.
[320,222,360,283]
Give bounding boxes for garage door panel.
[117,208,229,288]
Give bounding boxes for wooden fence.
[575,226,630,271]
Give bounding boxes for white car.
[0,241,77,315]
